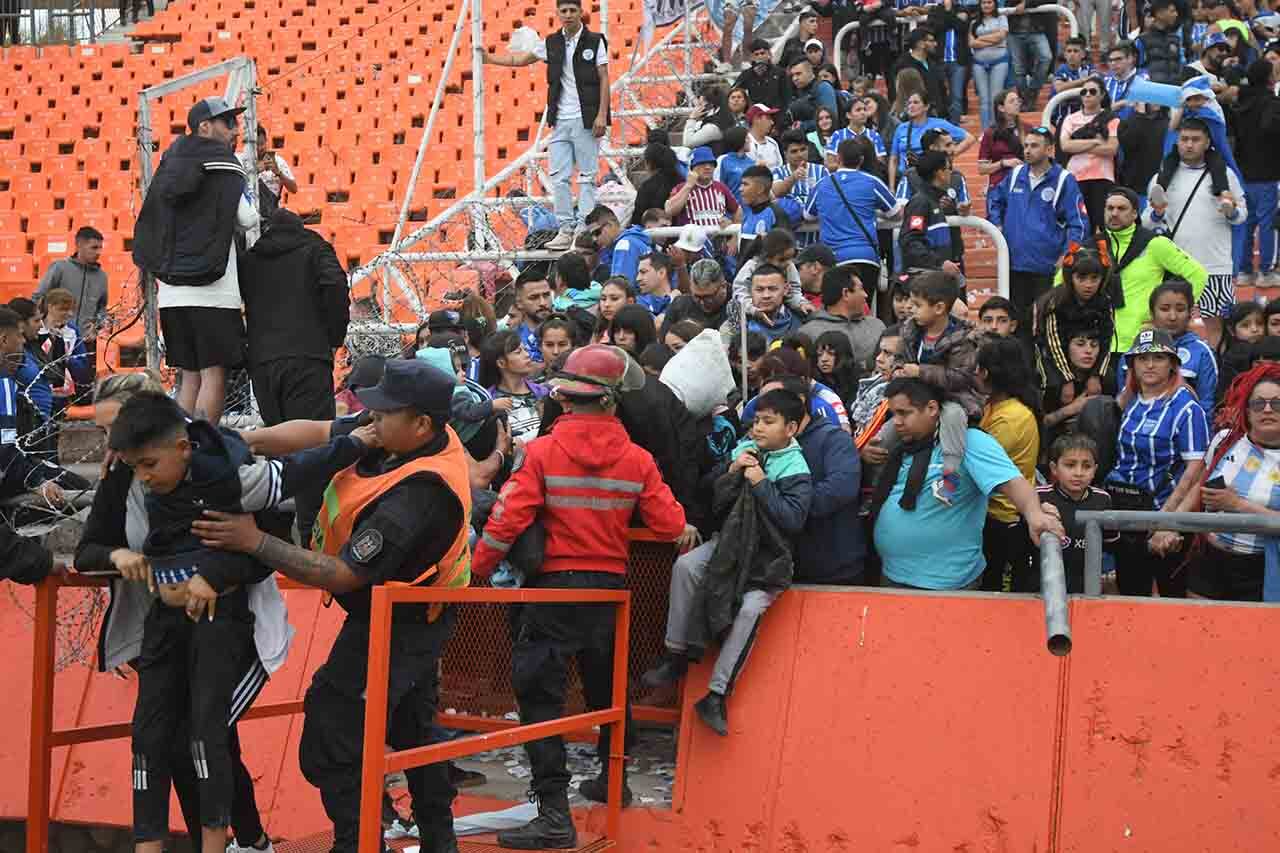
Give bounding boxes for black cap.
[345,355,386,390]
[187,96,247,132]
[427,309,464,331]
[355,359,455,420]
[797,243,836,268]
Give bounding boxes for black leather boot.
[497,790,578,850]
[577,772,633,807]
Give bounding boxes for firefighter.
[473,344,695,850]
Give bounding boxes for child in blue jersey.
[737,166,801,258]
[714,127,755,205]
[1050,36,1094,128]
[827,96,887,160]
[1115,279,1218,407]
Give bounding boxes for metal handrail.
[1077,509,1280,596]
[1040,87,1083,127]
[1039,532,1071,655]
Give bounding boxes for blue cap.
[1204,31,1229,51]
[690,146,716,167]
[356,359,455,420]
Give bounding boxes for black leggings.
[1078,179,1115,235]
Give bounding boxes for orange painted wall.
[7,586,1280,852]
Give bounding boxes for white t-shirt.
[238,150,295,199]
[1142,162,1246,276]
[157,192,259,310]
[532,27,609,124]
[747,133,783,170]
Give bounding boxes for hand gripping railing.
[1039,532,1072,656]
[356,585,632,853]
[1077,510,1280,597]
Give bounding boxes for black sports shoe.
[695,691,729,736]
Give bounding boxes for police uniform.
[473,345,687,851]
[899,181,964,274]
[298,361,471,853]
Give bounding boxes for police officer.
[473,345,693,850]
[899,150,966,280]
[193,359,472,853]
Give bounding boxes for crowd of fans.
[13,0,1280,849]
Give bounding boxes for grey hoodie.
[34,257,109,332]
[799,309,885,374]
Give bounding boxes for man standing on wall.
[480,0,610,251]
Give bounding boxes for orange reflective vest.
[311,426,472,619]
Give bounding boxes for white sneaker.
[384,819,420,841]
[543,226,575,251]
[226,839,275,853]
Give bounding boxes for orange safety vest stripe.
[312,427,473,617]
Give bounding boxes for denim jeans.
[1075,0,1112,52]
[944,61,968,125]
[971,57,1009,130]
[1007,31,1050,107]
[1233,180,1278,275]
[548,119,600,229]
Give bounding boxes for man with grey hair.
[659,258,730,337]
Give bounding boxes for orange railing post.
[357,584,394,853]
[27,575,59,853]
[606,591,631,841]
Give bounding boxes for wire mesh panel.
[439,537,680,719]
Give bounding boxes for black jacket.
[892,53,948,117]
[546,27,609,128]
[733,63,792,112]
[238,208,350,366]
[143,420,367,592]
[132,134,247,286]
[1136,23,1187,85]
[1232,84,1280,182]
[1117,109,1170,195]
[900,183,962,270]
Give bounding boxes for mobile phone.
[1205,475,1227,490]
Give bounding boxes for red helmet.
[550,344,645,398]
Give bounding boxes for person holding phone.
[1167,363,1280,601]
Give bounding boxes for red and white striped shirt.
[670,180,739,228]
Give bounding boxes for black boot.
[417,816,460,853]
[577,772,633,807]
[695,691,728,736]
[641,651,689,688]
[497,790,578,850]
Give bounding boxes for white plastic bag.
[659,328,735,419]
[509,26,541,54]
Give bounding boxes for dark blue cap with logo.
[356,359,455,420]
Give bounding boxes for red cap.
[746,103,780,122]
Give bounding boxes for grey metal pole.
[391,0,471,250]
[471,0,486,202]
[1083,519,1102,597]
[137,96,159,371]
[1039,532,1072,656]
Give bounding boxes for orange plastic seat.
[0,255,36,284]
[28,211,71,235]
[0,234,28,256]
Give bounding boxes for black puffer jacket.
[132,134,247,286]
[238,208,350,365]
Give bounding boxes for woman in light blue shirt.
[888,90,973,190]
